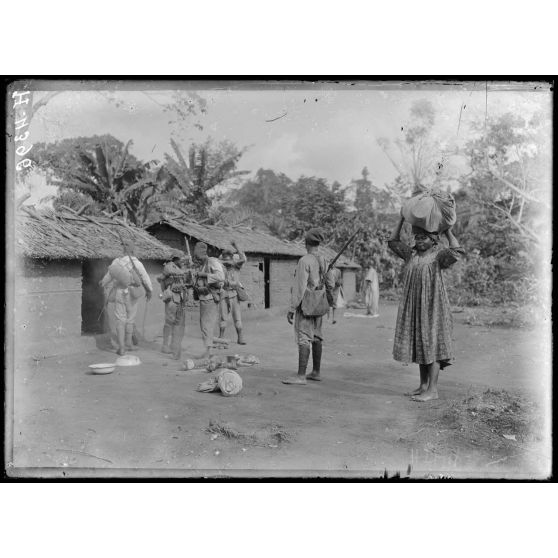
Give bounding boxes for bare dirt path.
[9,302,551,478]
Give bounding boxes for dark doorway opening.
[82,259,109,334]
[264,257,271,309]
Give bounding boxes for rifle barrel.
[327,228,361,272]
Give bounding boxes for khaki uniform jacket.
[289,253,335,313]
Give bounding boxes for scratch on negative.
[457,103,465,136]
[265,112,287,123]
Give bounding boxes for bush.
[444,251,541,307]
[445,253,497,306]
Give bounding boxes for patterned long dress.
[388,240,464,369]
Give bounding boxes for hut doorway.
[264,257,271,309]
[81,259,109,334]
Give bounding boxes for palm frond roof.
[16,207,175,260]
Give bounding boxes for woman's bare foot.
[405,386,427,396]
[411,390,439,402]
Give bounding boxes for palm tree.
[161,138,249,220]
[31,135,156,224]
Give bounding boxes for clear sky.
[24,81,551,203]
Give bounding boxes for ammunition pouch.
[194,286,210,297]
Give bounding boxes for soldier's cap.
[305,228,325,245]
[193,242,208,257]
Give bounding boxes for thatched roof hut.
[146,219,359,269]
[16,207,175,260]
[12,207,174,342]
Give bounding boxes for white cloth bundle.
[401,187,456,233]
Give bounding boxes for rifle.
[184,235,192,263]
[326,228,361,274]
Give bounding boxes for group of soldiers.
[101,227,350,384]
[100,239,248,360]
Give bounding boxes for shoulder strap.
[311,254,326,287]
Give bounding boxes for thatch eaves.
[16,207,175,261]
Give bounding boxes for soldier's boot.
[218,327,226,340]
[282,345,310,385]
[307,340,322,381]
[161,324,173,353]
[171,325,186,360]
[116,323,126,356]
[236,325,246,345]
[125,323,137,351]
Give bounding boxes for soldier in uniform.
[219,239,247,345]
[283,228,335,385]
[156,252,193,360]
[192,242,226,359]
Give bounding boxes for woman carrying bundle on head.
[388,215,464,402]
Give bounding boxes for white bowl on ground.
[89,363,116,374]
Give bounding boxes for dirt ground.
[7,301,552,479]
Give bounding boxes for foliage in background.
[29,135,248,226]
[462,111,550,244]
[158,138,249,221]
[30,135,155,224]
[445,110,551,307]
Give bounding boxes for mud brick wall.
[342,269,357,302]
[14,258,82,348]
[239,256,265,309]
[270,258,297,309]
